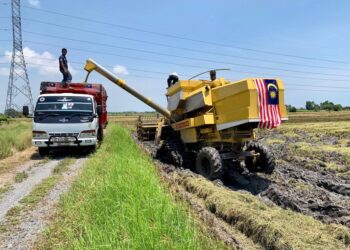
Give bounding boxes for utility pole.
[5,0,33,115]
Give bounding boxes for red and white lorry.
[27,82,108,156]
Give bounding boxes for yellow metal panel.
[171,114,215,131]
[193,114,215,126]
[276,79,288,119]
[212,78,288,127]
[180,128,197,143]
[212,79,259,126]
[172,118,194,130]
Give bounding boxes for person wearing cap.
[167,72,179,88]
[59,48,72,83]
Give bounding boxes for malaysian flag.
[254,79,282,129]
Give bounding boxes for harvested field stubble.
[252,121,350,227]
[181,175,349,249]
[140,140,350,249]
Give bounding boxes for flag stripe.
[254,79,282,129]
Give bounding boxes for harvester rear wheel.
[196,147,223,180]
[245,141,275,174]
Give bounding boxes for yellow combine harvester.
[84,59,288,180]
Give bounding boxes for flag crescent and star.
[254,79,282,129]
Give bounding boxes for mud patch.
[138,139,350,249]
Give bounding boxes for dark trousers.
[61,70,72,83]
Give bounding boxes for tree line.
[287,101,350,112]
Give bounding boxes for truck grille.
[49,133,79,137]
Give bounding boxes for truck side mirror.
[22,106,29,117]
[96,105,102,116]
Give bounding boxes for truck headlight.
[80,130,96,138]
[32,131,48,139]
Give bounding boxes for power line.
[22,40,350,82]
[21,30,350,78]
[4,37,349,82]
[21,27,350,72]
[16,61,350,90]
[21,5,350,65]
[287,88,350,93]
[25,63,350,92]
[3,58,349,92]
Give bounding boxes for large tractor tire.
[196,147,223,180]
[245,141,275,174]
[156,138,185,167]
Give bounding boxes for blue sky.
[1,0,350,112]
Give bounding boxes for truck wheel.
[245,141,275,174]
[38,147,49,157]
[97,128,103,142]
[196,147,223,180]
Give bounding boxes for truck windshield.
[34,96,94,123]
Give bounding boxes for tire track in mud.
[140,132,350,228]
[255,130,350,227]
[226,161,350,227]
[139,139,350,249]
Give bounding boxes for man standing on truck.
[59,48,72,83]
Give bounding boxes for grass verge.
[180,176,350,249]
[0,121,31,160]
[40,124,224,249]
[14,171,28,183]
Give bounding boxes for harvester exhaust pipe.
[84,58,171,119]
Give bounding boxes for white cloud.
[28,0,40,7]
[3,47,76,77]
[0,67,9,76]
[112,65,129,75]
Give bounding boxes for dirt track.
[0,150,89,249]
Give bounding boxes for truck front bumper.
[33,137,97,147]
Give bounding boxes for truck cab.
[31,82,108,156]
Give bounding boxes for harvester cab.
[84,58,288,180]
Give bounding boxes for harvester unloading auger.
[84,59,288,180]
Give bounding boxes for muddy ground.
[139,125,350,229]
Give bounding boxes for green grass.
[40,125,223,249]
[0,185,11,199]
[14,171,28,183]
[0,121,31,159]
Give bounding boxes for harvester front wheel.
[245,142,275,174]
[196,147,223,180]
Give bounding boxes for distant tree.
[334,104,343,111]
[286,104,297,112]
[314,104,321,112]
[305,101,316,111]
[320,100,335,111]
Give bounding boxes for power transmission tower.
[5,0,33,115]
